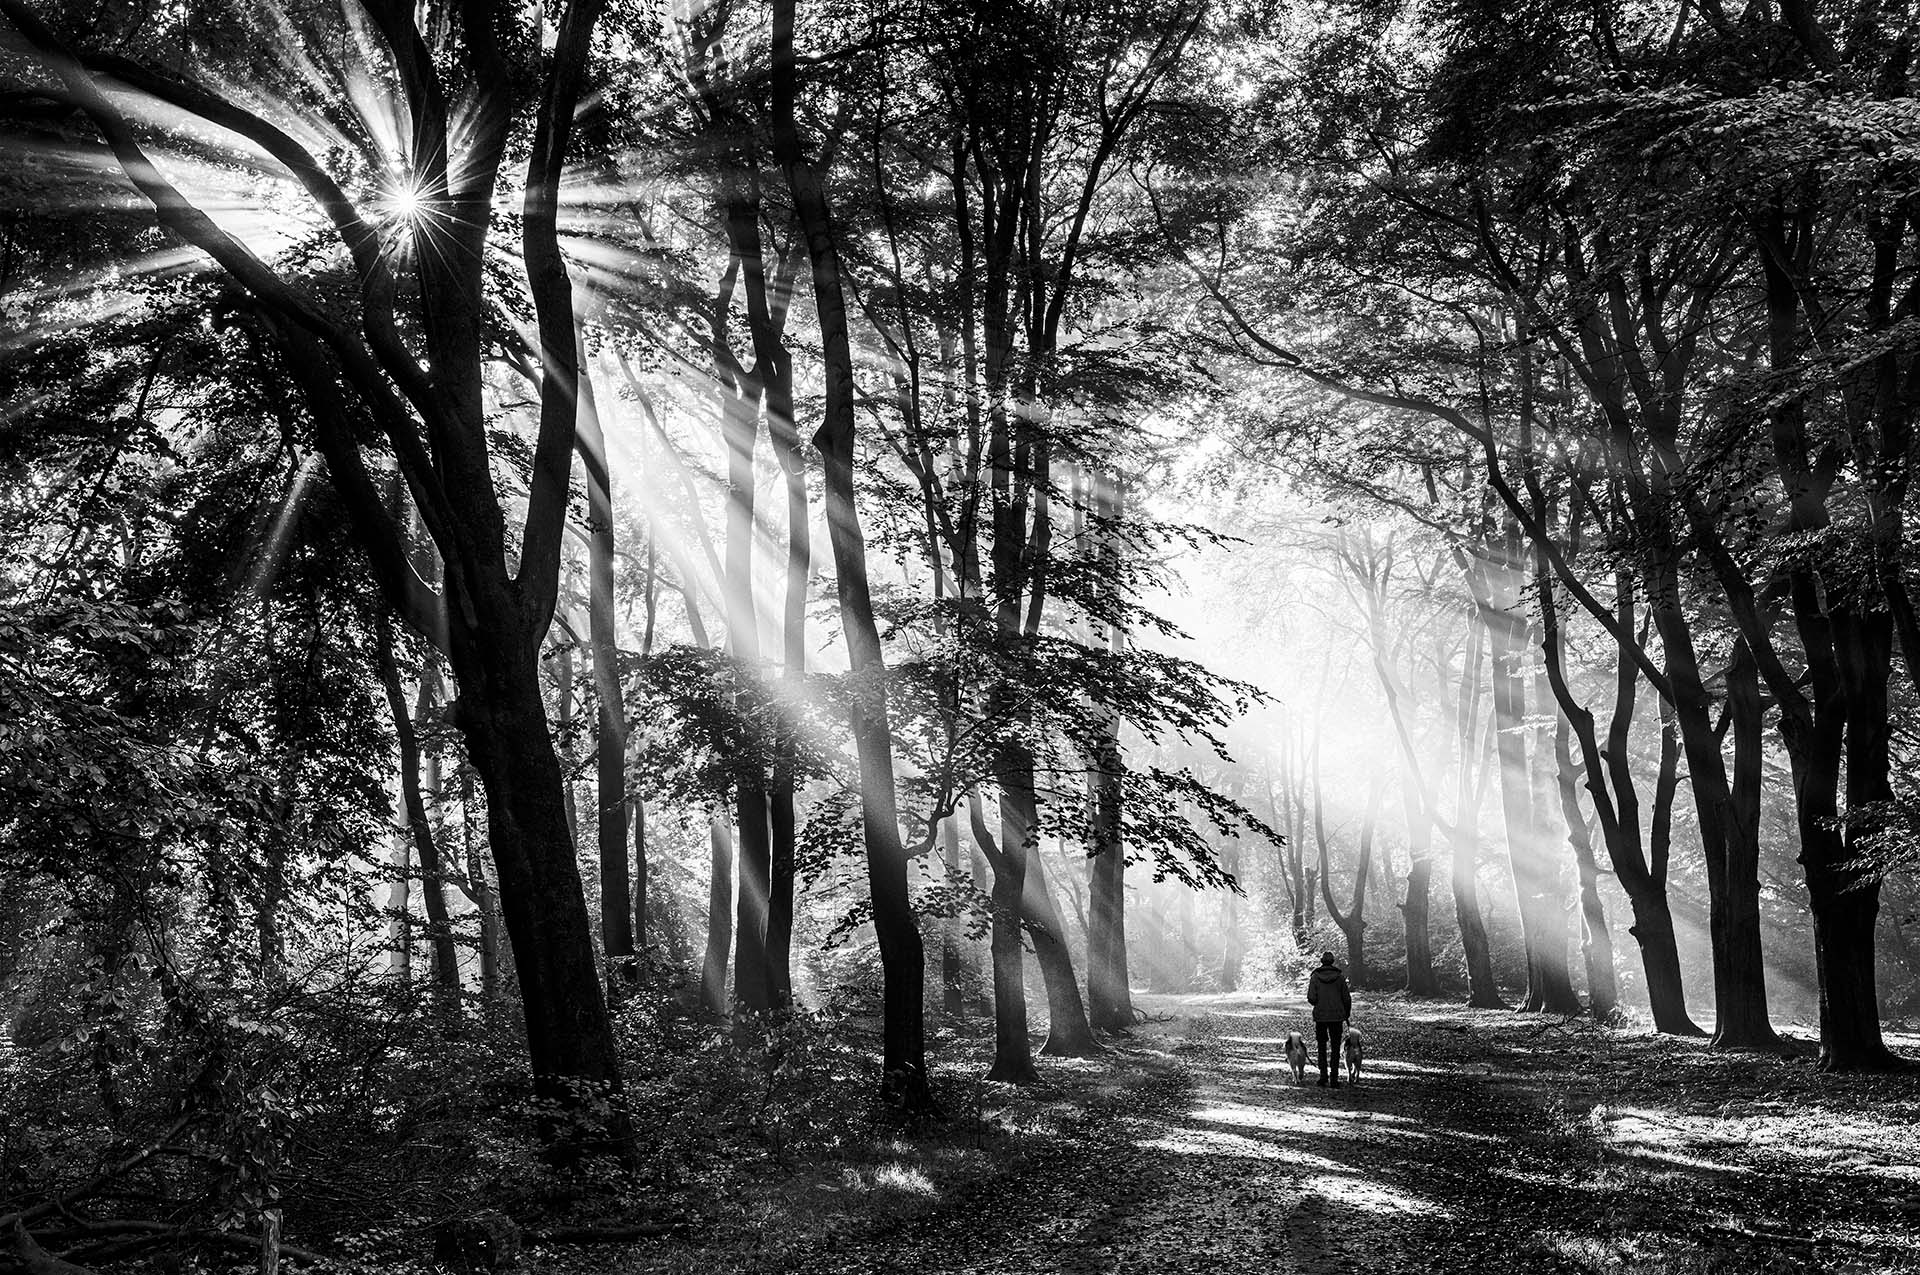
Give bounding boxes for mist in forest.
[3,0,1917,1271]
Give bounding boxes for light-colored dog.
[1283,1031,1310,1085]
[1343,1027,1366,1084]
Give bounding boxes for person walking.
[1306,952,1352,1088]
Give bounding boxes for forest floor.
[582,991,1920,1275]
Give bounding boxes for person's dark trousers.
[1316,1021,1342,1082]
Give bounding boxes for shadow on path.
[814,992,1920,1274]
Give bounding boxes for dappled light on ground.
[1311,1174,1443,1218]
[737,991,1920,1275]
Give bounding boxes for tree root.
[6,1220,99,1275]
[29,1220,331,1269]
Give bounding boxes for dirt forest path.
[814,991,1920,1275]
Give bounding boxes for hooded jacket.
[1307,965,1352,1023]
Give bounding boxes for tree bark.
[773,0,931,1106]
[634,539,658,952]
[1750,194,1898,1072]
[1482,573,1577,1013]
[1020,829,1100,1056]
[720,380,774,1018]
[1554,714,1618,1020]
[940,815,966,1017]
[374,616,460,1009]
[575,344,633,985]
[1534,554,1700,1036]
[1085,470,1133,1031]
[971,793,1037,1082]
[765,422,804,1010]
[1451,611,1504,1008]
[448,633,627,1151]
[1398,780,1438,997]
[457,768,500,1008]
[386,780,412,982]
[1646,574,1780,1048]
[701,816,733,1016]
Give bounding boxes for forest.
[1,0,1918,1271]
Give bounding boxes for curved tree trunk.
[1645,580,1780,1050]
[1555,716,1618,1020]
[2,0,626,1155]
[447,627,628,1155]
[774,0,931,1104]
[971,793,1036,1082]
[1317,765,1379,987]
[1021,833,1100,1057]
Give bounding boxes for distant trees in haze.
[0,1,1915,1261]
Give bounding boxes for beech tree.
[0,0,635,1137]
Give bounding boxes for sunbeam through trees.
[2,1,1918,1272]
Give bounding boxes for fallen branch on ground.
[7,1219,99,1275]
[28,1219,332,1268]
[0,1114,195,1233]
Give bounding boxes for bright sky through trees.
[2,0,1917,1270]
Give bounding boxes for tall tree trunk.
[1399,781,1437,997]
[1288,728,1312,948]
[940,815,966,1017]
[1085,470,1133,1031]
[1220,883,1244,993]
[767,377,806,1012]
[1752,209,1896,1071]
[1719,637,1779,1043]
[576,346,633,984]
[386,782,412,982]
[1555,715,1618,1020]
[1452,612,1504,1008]
[257,606,291,983]
[633,538,658,952]
[1482,574,1578,1013]
[458,766,500,1009]
[554,643,580,846]
[1535,553,1700,1036]
[448,634,628,1150]
[1631,695,1701,1033]
[1644,573,1781,1049]
[1527,659,1581,1013]
[701,816,734,1015]
[375,616,460,1009]
[1525,529,1613,1020]
[721,384,774,1018]
[1823,609,1898,1068]
[774,0,932,1105]
[632,792,648,951]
